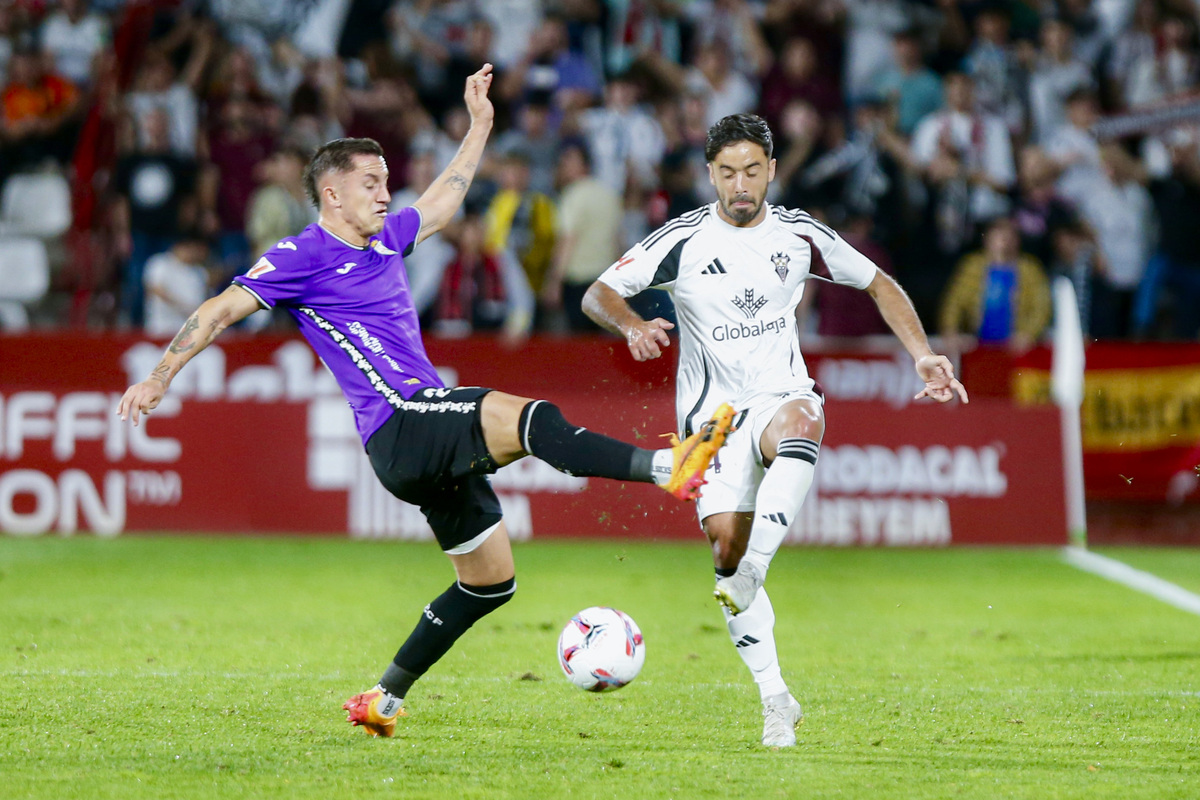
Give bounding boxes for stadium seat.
[0,236,51,330]
[0,172,73,239]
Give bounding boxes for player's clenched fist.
[625,318,674,361]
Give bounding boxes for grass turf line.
[1,538,1197,800]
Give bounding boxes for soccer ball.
[557,606,646,692]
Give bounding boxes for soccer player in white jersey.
[583,113,968,748]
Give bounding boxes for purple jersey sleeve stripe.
[232,279,271,309]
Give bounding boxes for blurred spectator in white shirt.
[39,0,109,89]
[1028,18,1094,143]
[143,234,213,337]
[911,72,1015,224]
[1044,88,1103,204]
[1124,14,1199,109]
[578,72,666,196]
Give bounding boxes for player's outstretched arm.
[117,285,260,426]
[582,280,674,362]
[412,63,494,244]
[864,269,969,404]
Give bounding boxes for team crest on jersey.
[732,288,769,319]
[371,240,398,255]
[246,257,276,279]
[771,252,790,283]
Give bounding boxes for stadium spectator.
[476,0,543,70]
[1075,144,1154,338]
[840,0,923,102]
[429,208,534,343]
[577,70,666,196]
[38,0,109,89]
[871,28,943,137]
[1124,14,1200,109]
[493,93,560,196]
[245,144,315,263]
[500,13,601,114]
[1143,132,1200,339]
[1104,0,1159,108]
[680,37,761,128]
[601,0,686,76]
[939,215,1052,352]
[1027,18,1094,143]
[910,72,1015,255]
[758,37,841,132]
[200,97,276,277]
[142,232,213,338]
[684,0,774,83]
[0,47,78,194]
[1011,146,1080,271]
[541,140,623,332]
[800,211,899,337]
[125,42,209,158]
[112,107,199,327]
[483,148,556,322]
[961,5,1023,134]
[1044,87,1103,203]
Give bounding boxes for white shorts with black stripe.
[694,388,824,523]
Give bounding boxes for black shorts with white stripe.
[366,386,503,550]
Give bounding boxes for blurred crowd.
[1,0,1199,344]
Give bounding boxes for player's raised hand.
[625,318,674,361]
[117,379,166,427]
[463,63,494,126]
[913,354,969,404]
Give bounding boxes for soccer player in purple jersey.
[117,64,736,737]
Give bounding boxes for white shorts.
[694,389,824,524]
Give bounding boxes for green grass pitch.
[1,537,1197,799]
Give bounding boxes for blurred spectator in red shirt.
[0,46,80,183]
[800,211,897,337]
[200,97,276,278]
[758,37,841,132]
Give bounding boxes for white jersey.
[597,202,879,435]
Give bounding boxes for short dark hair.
[704,113,774,163]
[303,137,385,207]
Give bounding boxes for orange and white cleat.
[343,687,406,737]
[661,403,736,501]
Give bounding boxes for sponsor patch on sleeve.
[246,257,276,279]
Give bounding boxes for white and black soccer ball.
[557,606,646,692]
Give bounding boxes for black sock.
[383,577,516,696]
[518,400,654,482]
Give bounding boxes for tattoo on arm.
[148,361,172,387]
[168,314,201,354]
[446,171,469,192]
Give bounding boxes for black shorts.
[365,386,503,552]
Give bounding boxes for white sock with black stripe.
[720,583,787,700]
[740,437,819,578]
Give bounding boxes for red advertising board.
[0,333,1066,545]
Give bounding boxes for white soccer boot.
[714,560,764,615]
[761,692,803,748]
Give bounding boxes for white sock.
[740,440,818,578]
[722,585,788,700]
[650,448,674,486]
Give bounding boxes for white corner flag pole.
[1051,276,1087,547]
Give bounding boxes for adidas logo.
[735,635,760,648]
[761,512,789,526]
[701,258,727,275]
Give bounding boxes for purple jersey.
[233,207,443,444]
